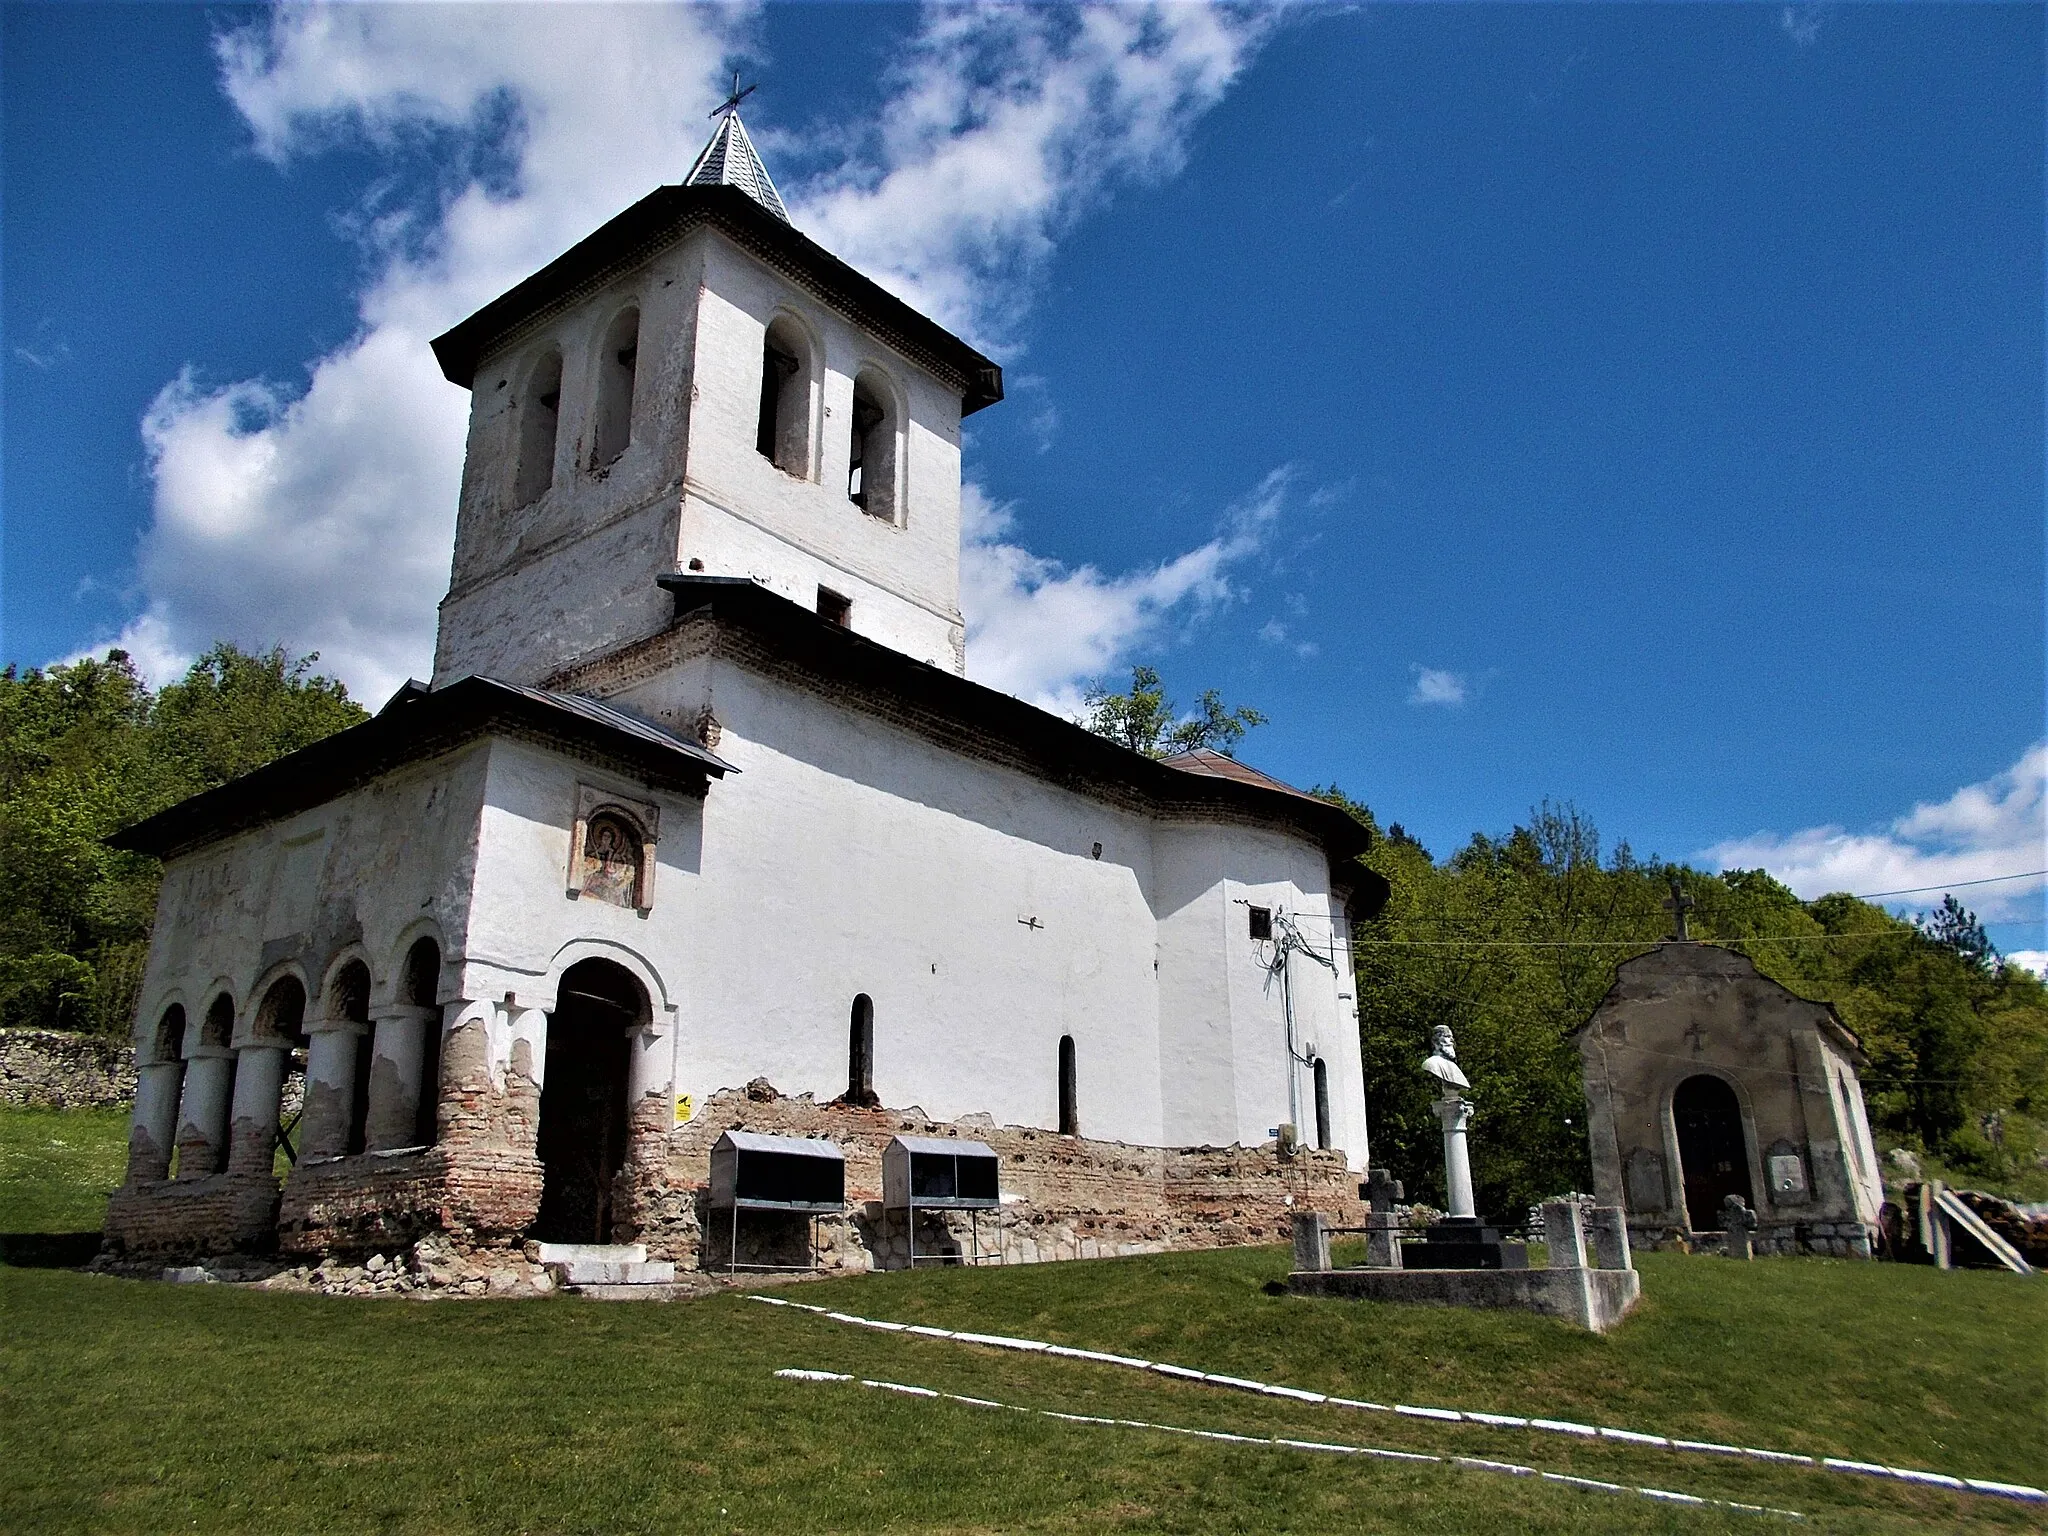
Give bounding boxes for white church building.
[105,110,1382,1273]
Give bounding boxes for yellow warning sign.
[675,1094,696,1125]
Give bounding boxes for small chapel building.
[1575,941,1884,1257]
[103,110,1379,1273]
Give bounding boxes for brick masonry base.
[103,1080,1366,1275]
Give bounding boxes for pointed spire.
[685,75,789,224]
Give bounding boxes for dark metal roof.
[429,184,1003,415]
[683,112,788,221]
[652,574,1380,892]
[108,674,732,860]
[1159,747,1326,805]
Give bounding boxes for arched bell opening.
[532,957,648,1244]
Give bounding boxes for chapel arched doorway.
[532,958,644,1244]
[1673,1074,1754,1231]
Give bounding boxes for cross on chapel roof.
[1663,877,1695,942]
[684,76,789,224]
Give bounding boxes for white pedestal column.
[299,1021,367,1161]
[175,1048,236,1179]
[364,1005,436,1152]
[226,1044,291,1178]
[126,1061,185,1184]
[1435,1093,1476,1220]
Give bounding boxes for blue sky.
[4,3,2042,957]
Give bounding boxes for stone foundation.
[634,1085,1365,1273]
[1626,1220,1876,1259]
[104,1078,1365,1278]
[103,1174,282,1256]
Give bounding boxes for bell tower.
[427,97,1002,689]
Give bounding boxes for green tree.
[0,644,367,1035]
[1082,665,1267,758]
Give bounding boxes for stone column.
[503,1005,549,1157]
[363,1004,436,1151]
[1434,1094,1476,1220]
[225,1044,291,1178]
[174,1046,236,1179]
[126,1058,186,1185]
[299,1018,368,1161]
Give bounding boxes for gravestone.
[1722,1194,1758,1260]
[1541,1201,1588,1269]
[1587,1207,1633,1271]
[1291,1209,1331,1273]
[1363,1168,1404,1269]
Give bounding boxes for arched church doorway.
[1673,1074,1754,1231]
[532,959,644,1244]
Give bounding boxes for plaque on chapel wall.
[1625,1149,1666,1212]
[1768,1151,1807,1199]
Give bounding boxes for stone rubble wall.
[0,1029,136,1109]
[631,1080,1366,1274]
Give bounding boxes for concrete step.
[571,1282,697,1301]
[535,1242,646,1265]
[552,1257,676,1287]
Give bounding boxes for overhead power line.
[1847,870,2047,900]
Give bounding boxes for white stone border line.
[747,1296,2044,1505]
[771,1368,1805,1521]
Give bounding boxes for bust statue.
[1422,1024,1470,1091]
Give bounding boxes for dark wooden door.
[532,1002,631,1243]
[1674,1074,1754,1231]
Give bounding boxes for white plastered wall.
[1154,825,1367,1165]
[133,747,490,1050]
[510,657,1370,1165]
[678,235,967,672]
[434,240,703,688]
[432,225,971,687]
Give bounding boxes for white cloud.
[85,2,1275,705]
[1779,5,1827,47]
[1700,743,2048,922]
[1257,617,1318,660]
[2008,951,2048,980]
[1408,665,1467,708]
[962,467,1290,714]
[796,5,1274,343]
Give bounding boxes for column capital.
[371,1003,439,1026]
[305,1016,371,1039]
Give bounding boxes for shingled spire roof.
[684,108,789,223]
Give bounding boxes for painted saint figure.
[581,814,640,908]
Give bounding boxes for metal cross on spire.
[1663,877,1695,942]
[711,72,757,120]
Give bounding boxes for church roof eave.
[428,184,1003,415]
[640,574,1374,877]
[106,675,732,862]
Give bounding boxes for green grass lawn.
[4,1107,2042,1534]
[0,1104,127,1233]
